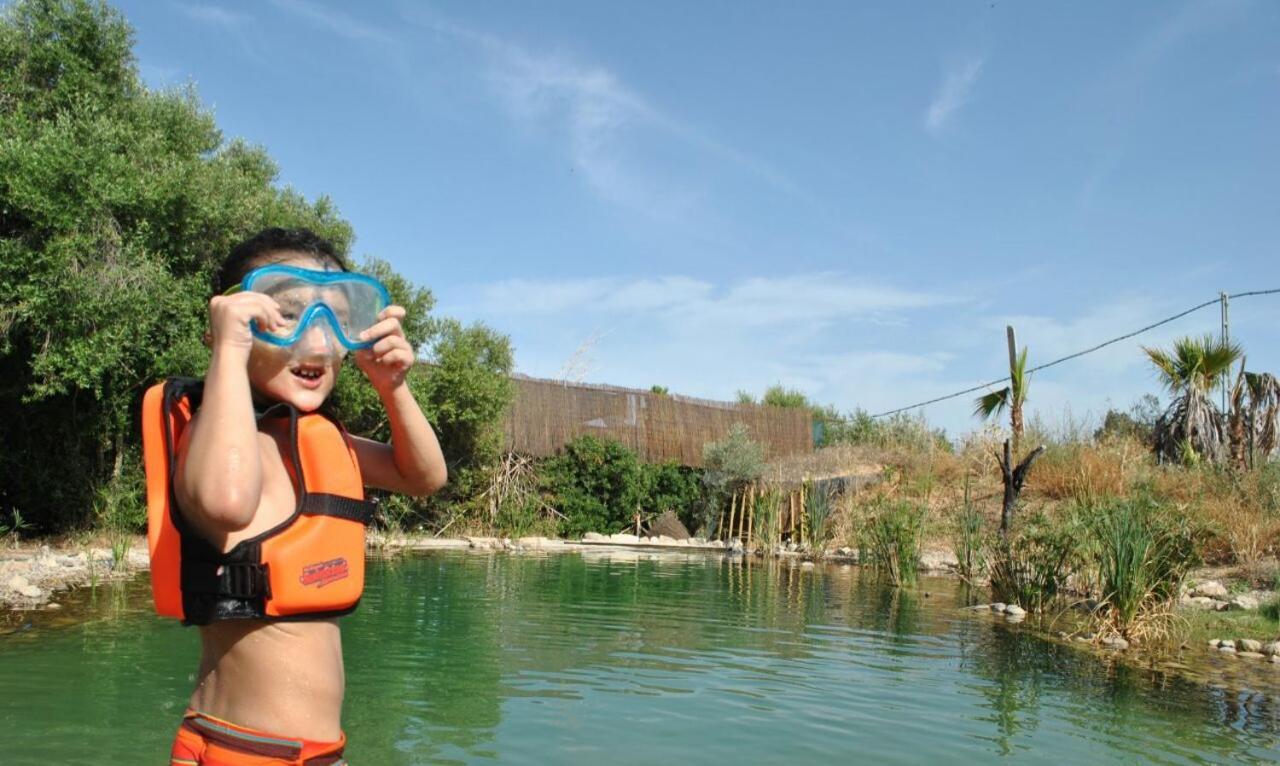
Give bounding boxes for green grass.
[1179,607,1280,646]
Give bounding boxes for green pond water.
[2,550,1279,764]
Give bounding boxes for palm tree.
[1142,335,1242,464]
[974,347,1030,452]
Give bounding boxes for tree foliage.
[0,1,515,531]
[0,0,354,529]
[1143,335,1243,464]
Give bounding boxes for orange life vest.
[141,377,374,626]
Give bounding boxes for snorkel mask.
[225,265,391,359]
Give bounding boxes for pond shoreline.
[5,533,1279,692]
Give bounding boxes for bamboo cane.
[799,481,807,547]
[732,494,742,543]
[747,483,755,551]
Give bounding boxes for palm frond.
[973,387,1011,421]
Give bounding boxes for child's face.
[244,253,345,412]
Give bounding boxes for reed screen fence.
[503,375,813,467]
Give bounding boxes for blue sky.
[116,0,1279,437]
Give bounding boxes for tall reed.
[1085,495,1200,641]
[951,477,985,583]
[865,500,926,586]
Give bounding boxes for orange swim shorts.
[170,709,347,766]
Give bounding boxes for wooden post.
[727,491,738,542]
[747,483,756,551]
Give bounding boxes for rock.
[1239,651,1267,660]
[1185,596,1222,610]
[1102,636,1130,650]
[1239,639,1263,653]
[729,540,744,554]
[800,561,815,569]
[608,533,640,544]
[1193,581,1229,599]
[1271,655,1280,664]
[46,602,61,609]
[1004,604,1027,617]
[1209,639,1223,650]
[1219,645,1237,654]
[786,542,799,552]
[582,532,608,542]
[1264,641,1280,657]
[990,603,1007,613]
[919,550,959,572]
[1229,595,1259,611]
[1004,612,1026,623]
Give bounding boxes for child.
[142,228,446,765]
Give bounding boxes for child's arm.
[351,306,448,497]
[174,292,287,535]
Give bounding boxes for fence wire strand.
[870,288,1280,419]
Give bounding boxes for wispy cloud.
[395,12,818,221]
[174,3,250,28]
[925,55,985,134]
[471,273,956,328]
[268,0,396,46]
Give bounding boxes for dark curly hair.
[213,227,349,295]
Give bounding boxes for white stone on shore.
[1192,581,1229,599]
[1239,639,1263,653]
[1004,604,1026,617]
[1101,636,1130,650]
[5,574,42,600]
[1219,645,1237,653]
[990,603,1007,613]
[1264,641,1280,657]
[608,533,640,544]
[1228,595,1259,611]
[1239,651,1267,660]
[582,532,608,542]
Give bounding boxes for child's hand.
[208,292,286,357]
[355,305,415,393]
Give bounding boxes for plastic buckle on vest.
[220,562,271,599]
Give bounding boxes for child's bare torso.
[185,420,345,741]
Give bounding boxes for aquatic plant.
[865,500,926,586]
[804,482,833,551]
[951,477,985,583]
[1085,495,1200,642]
[987,511,1078,612]
[754,489,783,551]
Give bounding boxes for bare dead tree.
[997,438,1046,537]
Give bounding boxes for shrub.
[642,461,702,532]
[700,423,764,535]
[542,436,646,539]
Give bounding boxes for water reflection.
[3,551,1280,764]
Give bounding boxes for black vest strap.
[180,561,272,599]
[301,493,376,525]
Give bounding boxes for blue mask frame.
[225,265,392,351]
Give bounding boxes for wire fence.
[871,288,1280,419]
[504,374,813,467]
